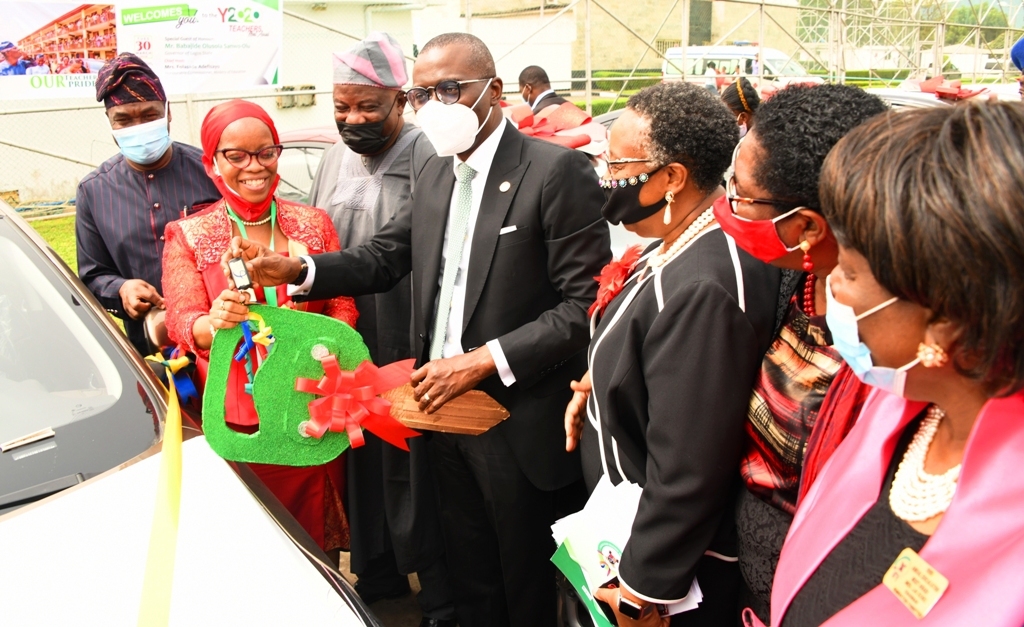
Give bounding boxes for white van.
[661,45,823,91]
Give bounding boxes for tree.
[945,3,1009,45]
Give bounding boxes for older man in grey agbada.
[307,33,452,627]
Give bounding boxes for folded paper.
[551,475,703,623]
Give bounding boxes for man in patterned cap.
[76,52,218,355]
[307,33,454,627]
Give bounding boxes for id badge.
[882,547,949,619]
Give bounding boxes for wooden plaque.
[382,384,510,436]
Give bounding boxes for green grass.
[30,215,77,273]
[30,214,125,333]
[571,97,631,117]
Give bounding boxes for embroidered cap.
[333,31,407,89]
[96,52,167,109]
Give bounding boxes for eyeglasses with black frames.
[405,78,493,111]
[217,145,283,169]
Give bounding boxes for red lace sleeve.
[314,208,359,328]
[162,220,212,358]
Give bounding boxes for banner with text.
[0,0,281,100]
[118,0,281,94]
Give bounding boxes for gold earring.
[663,191,674,225]
[917,342,949,368]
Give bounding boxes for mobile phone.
[228,257,252,291]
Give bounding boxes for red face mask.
[712,194,803,263]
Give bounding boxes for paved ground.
[339,551,423,627]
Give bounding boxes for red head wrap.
[200,99,281,220]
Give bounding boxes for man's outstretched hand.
[222,236,303,289]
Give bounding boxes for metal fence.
[1,0,1022,206]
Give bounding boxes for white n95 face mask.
[415,78,493,157]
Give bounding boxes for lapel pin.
[499,181,511,193]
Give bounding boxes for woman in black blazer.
[566,82,781,626]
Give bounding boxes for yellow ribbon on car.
[138,354,185,627]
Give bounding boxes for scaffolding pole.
[585,0,593,115]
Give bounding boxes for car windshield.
[276,145,327,204]
[765,53,810,76]
[0,215,160,511]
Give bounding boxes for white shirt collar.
[453,116,507,180]
[531,88,555,108]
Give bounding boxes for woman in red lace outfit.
[162,99,357,556]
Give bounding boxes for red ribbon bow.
[589,244,643,317]
[295,357,421,451]
[506,102,596,149]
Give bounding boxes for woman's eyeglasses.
[217,145,283,169]
[724,174,797,213]
[598,156,658,189]
[405,78,493,111]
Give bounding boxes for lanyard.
[225,201,279,309]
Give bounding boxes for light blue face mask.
[111,115,171,165]
[825,274,920,397]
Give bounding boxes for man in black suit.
[228,33,611,627]
[519,65,569,112]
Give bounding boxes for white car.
[661,45,825,93]
[0,201,380,626]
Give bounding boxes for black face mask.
[336,95,399,155]
[599,169,667,225]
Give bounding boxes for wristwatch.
[618,592,655,620]
[290,258,309,286]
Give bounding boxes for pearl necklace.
[888,405,961,522]
[228,210,272,227]
[647,207,716,270]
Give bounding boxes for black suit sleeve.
[618,280,761,602]
[302,192,414,301]
[495,148,611,389]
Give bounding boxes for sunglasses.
[217,145,283,169]
[405,78,493,111]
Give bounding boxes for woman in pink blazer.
[744,102,1024,626]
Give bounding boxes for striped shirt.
[75,142,219,353]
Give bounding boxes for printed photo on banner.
[116,0,282,95]
[0,2,115,99]
[0,0,281,100]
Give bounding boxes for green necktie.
[430,162,477,361]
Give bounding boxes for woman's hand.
[223,236,302,288]
[593,587,670,627]
[192,289,250,351]
[210,289,250,331]
[565,370,592,452]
